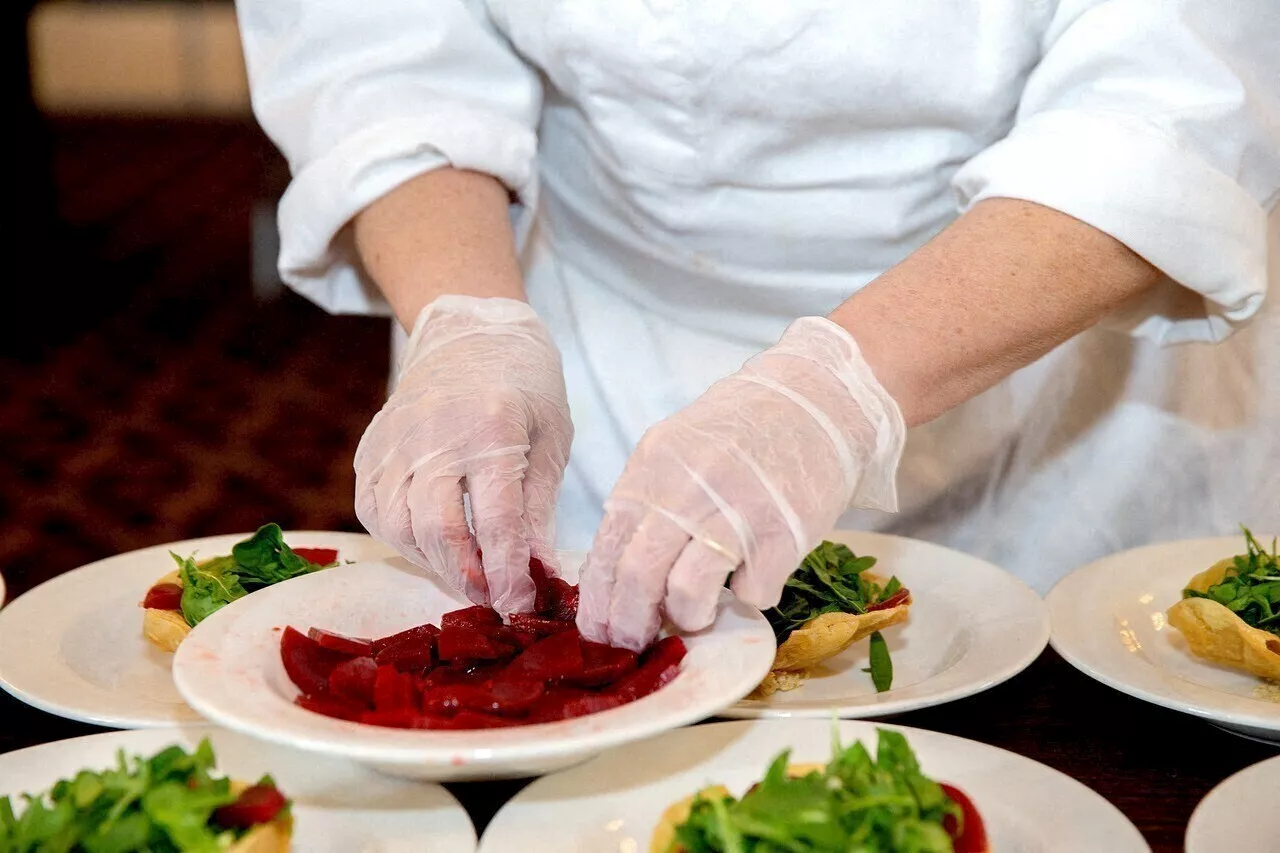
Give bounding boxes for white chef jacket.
[236,0,1280,594]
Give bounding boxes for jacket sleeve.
[952,0,1280,344]
[235,0,542,314]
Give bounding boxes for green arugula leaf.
[231,523,327,587]
[1182,526,1280,637]
[866,631,894,693]
[176,553,248,627]
[0,739,280,853]
[669,728,961,852]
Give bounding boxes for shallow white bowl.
[1048,535,1280,744]
[0,725,476,852]
[722,530,1049,719]
[1185,753,1280,852]
[478,718,1149,852]
[173,554,776,781]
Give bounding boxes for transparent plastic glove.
[355,295,572,613]
[577,317,906,651]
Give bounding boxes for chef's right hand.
[355,295,573,614]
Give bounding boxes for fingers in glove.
[727,517,807,612]
[576,501,640,644]
[664,514,745,632]
[467,452,535,614]
[406,471,486,604]
[606,510,692,651]
[521,430,569,575]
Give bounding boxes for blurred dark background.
[4,0,393,602]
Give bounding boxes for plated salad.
[751,541,911,698]
[142,525,339,653]
[0,739,291,852]
[1167,526,1280,683]
[287,558,687,729]
[651,727,987,853]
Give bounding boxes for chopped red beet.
[533,689,626,722]
[280,626,350,696]
[295,693,364,722]
[292,547,339,566]
[500,629,584,683]
[440,605,503,630]
[307,627,373,657]
[142,583,183,612]
[867,587,912,612]
[289,570,686,730]
[213,784,287,828]
[375,632,437,672]
[508,613,576,637]
[372,622,440,655]
[328,656,377,705]
[568,641,639,687]
[373,664,417,711]
[438,626,505,661]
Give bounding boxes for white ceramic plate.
[1048,535,1280,744]
[0,725,476,852]
[0,531,393,728]
[721,531,1050,719]
[1185,753,1280,852]
[173,555,776,782]
[478,718,1149,852]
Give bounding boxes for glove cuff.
[772,316,907,513]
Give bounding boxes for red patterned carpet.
[2,118,392,605]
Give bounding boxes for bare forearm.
[831,198,1163,427]
[353,168,526,330]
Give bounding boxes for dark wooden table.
[2,644,1274,852]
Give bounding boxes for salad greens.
[668,728,961,853]
[1182,526,1280,636]
[175,523,335,627]
[766,541,905,692]
[0,739,284,853]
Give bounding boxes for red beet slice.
[530,557,555,615]
[372,622,440,655]
[534,689,626,722]
[867,587,912,612]
[295,693,364,722]
[292,547,338,565]
[507,613,576,637]
[213,784,287,828]
[308,627,373,657]
[546,578,580,621]
[452,710,524,728]
[500,629,584,683]
[373,664,417,711]
[328,656,377,706]
[422,661,502,688]
[281,626,350,696]
[142,583,183,612]
[422,680,547,716]
[359,708,422,728]
[438,626,504,661]
[568,641,639,688]
[375,633,437,672]
[440,605,503,630]
[640,635,688,669]
[610,637,688,702]
[941,783,989,853]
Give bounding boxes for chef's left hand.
[576,317,907,651]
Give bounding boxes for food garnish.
[142,524,339,653]
[288,558,687,729]
[1167,525,1280,683]
[750,541,911,698]
[653,727,987,853]
[0,739,291,852]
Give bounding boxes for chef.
[235,1,1280,650]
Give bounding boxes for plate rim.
[171,558,778,770]
[1184,752,1280,852]
[476,717,1150,852]
[1046,534,1280,735]
[0,530,389,729]
[719,530,1051,719]
[0,723,478,852]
